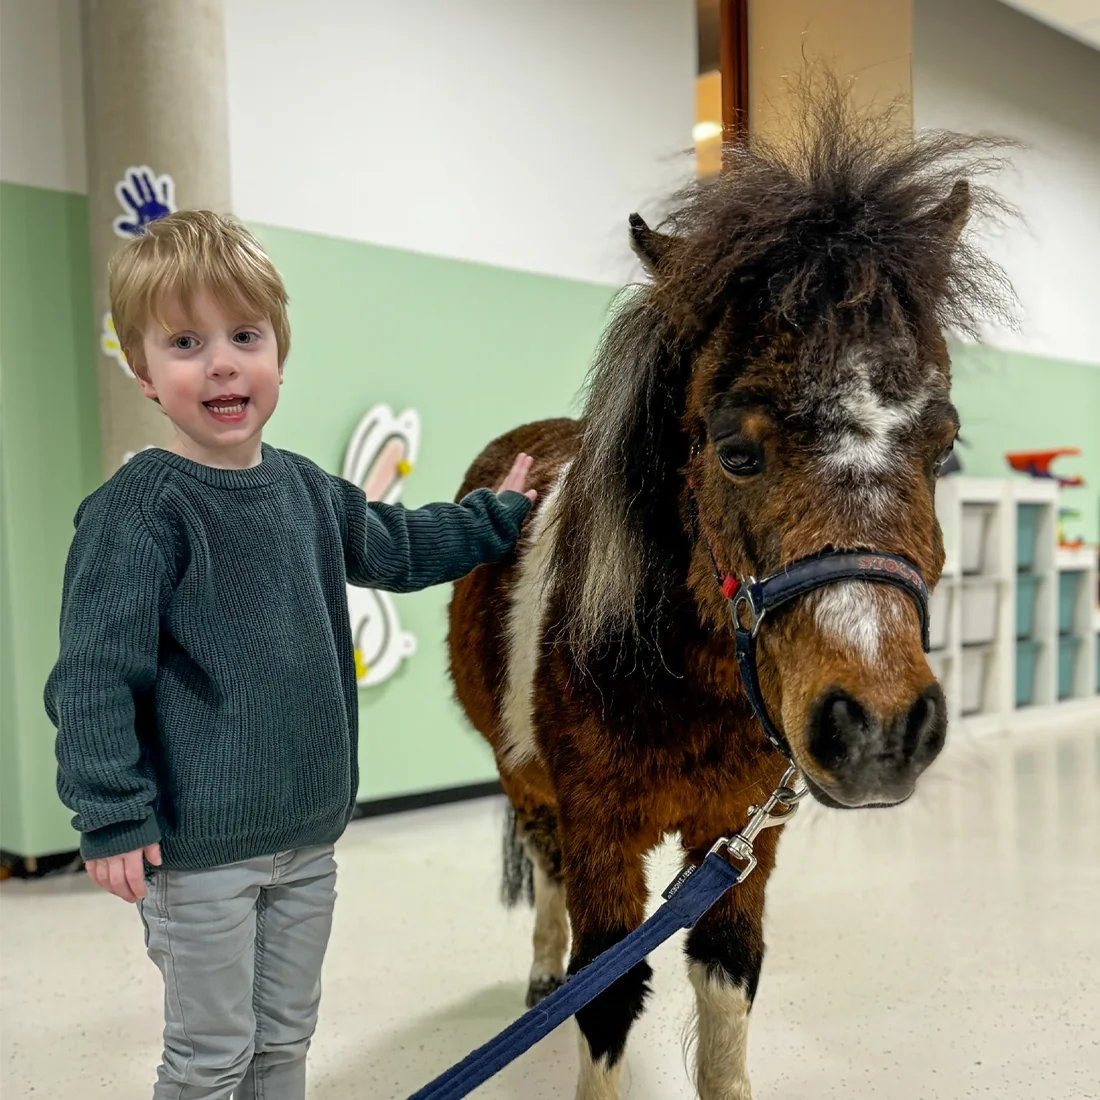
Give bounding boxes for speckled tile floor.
[3,721,1099,1099]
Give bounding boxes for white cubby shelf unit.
[929,477,1100,737]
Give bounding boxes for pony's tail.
[501,802,534,908]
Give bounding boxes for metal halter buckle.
[730,581,765,637]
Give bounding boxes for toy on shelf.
[1058,508,1084,550]
[1005,448,1084,489]
[1006,449,1088,549]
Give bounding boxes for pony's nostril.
[903,696,932,760]
[807,683,947,797]
[901,683,947,764]
[808,691,868,771]
[831,696,868,738]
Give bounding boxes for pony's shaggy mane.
[549,84,1016,662]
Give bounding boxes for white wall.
[1,0,695,287]
[222,0,694,285]
[0,0,86,193]
[915,0,1100,366]
[12,0,1094,333]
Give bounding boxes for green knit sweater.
[44,445,531,869]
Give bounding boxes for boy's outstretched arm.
[336,453,537,593]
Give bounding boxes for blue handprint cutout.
[112,166,176,238]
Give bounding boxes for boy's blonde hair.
[109,210,290,378]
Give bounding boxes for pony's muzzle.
[803,682,947,808]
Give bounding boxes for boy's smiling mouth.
[203,395,250,422]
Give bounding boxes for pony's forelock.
[549,81,1015,662]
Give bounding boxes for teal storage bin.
[1058,572,1080,634]
[1015,639,1041,707]
[1057,635,1080,699]
[1016,504,1042,571]
[1016,574,1041,639]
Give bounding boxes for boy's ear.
[130,360,157,401]
[124,347,155,397]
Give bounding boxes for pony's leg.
[562,829,651,1100]
[682,831,779,1100]
[575,1025,624,1100]
[518,807,569,1006]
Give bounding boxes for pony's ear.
[628,213,673,273]
[928,180,971,249]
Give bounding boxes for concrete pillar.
[80,0,231,479]
[747,0,913,143]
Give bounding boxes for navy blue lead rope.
[407,543,930,1099]
[407,853,741,1100]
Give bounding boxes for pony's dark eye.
[717,443,763,478]
[932,441,955,477]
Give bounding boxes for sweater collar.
[134,443,287,489]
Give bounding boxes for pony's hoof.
[526,974,565,1007]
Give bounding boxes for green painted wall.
[0,491,16,844]
[1,183,102,856]
[0,185,613,855]
[1,181,1097,856]
[252,224,615,802]
[950,342,1100,543]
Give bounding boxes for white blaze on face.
[818,349,927,479]
[804,349,934,554]
[810,581,905,665]
[828,380,915,472]
[500,466,570,767]
[805,348,933,661]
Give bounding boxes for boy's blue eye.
[172,336,197,350]
[233,331,259,345]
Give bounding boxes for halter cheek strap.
[721,551,931,758]
[687,489,932,758]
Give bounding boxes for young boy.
[45,210,536,1099]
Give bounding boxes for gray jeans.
[138,844,337,1100]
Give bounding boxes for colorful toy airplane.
[1005,448,1085,489]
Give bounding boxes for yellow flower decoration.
[101,313,133,378]
[354,648,369,682]
[396,459,413,477]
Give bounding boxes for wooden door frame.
[720,0,750,141]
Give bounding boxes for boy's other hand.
[85,842,162,903]
[497,453,537,503]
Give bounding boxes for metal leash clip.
[662,765,808,902]
[719,764,808,882]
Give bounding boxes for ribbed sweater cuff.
[496,490,533,525]
[81,816,162,861]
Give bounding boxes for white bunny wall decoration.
[342,405,420,688]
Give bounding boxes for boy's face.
[135,290,282,463]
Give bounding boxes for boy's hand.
[85,842,162,903]
[497,453,537,503]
